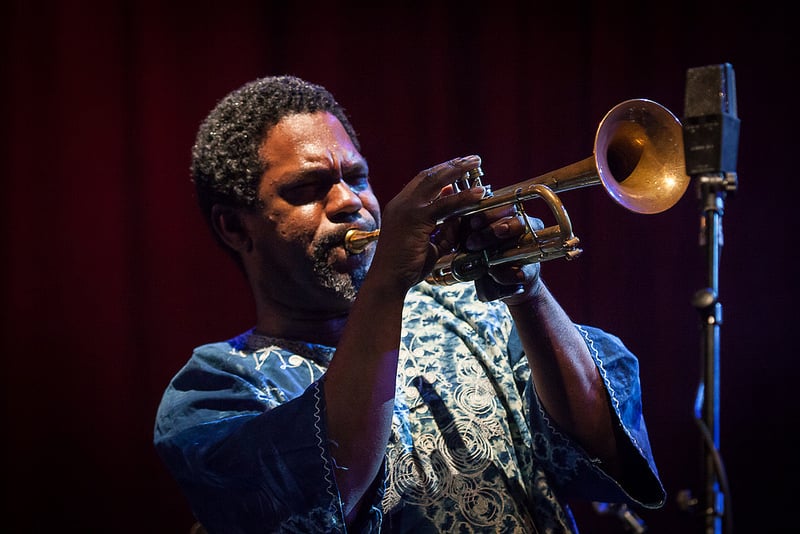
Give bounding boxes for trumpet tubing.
[448,98,690,218]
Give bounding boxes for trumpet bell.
[597,99,690,214]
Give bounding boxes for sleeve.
[153,347,384,533]
[510,324,666,509]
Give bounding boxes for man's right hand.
[368,155,486,294]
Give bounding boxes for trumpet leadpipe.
[344,229,380,254]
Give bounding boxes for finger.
[468,203,519,229]
[488,262,540,286]
[465,215,532,251]
[430,220,460,254]
[413,155,482,200]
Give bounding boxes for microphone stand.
[681,62,739,534]
[692,171,736,534]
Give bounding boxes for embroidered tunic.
[155,283,664,533]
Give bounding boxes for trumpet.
[345,99,690,290]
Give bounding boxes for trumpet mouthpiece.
[344,229,380,254]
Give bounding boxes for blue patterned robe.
[154,282,664,533]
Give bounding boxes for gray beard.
[310,235,369,302]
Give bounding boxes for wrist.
[501,278,547,307]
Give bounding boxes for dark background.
[2,1,796,532]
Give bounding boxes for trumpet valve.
[452,166,488,194]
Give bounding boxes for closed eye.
[281,177,330,205]
[280,164,370,206]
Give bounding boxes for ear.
[210,204,253,254]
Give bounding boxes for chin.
[312,242,371,302]
[313,265,364,303]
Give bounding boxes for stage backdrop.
[2,1,796,532]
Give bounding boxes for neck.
[254,305,350,347]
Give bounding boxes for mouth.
[317,229,374,272]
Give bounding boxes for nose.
[326,179,363,220]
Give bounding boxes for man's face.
[243,111,380,314]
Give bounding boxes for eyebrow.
[295,157,369,176]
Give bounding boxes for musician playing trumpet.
[154,75,666,533]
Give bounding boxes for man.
[154,75,665,533]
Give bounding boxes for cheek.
[362,194,381,225]
[266,205,325,252]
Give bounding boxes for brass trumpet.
[345,99,690,288]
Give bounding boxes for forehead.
[258,112,361,167]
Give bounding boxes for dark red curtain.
[2,1,795,532]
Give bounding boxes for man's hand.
[369,155,486,294]
[462,205,545,303]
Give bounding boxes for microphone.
[682,64,739,534]
[682,63,740,176]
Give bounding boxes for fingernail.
[494,223,511,237]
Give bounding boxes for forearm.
[506,283,620,472]
[323,275,406,522]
